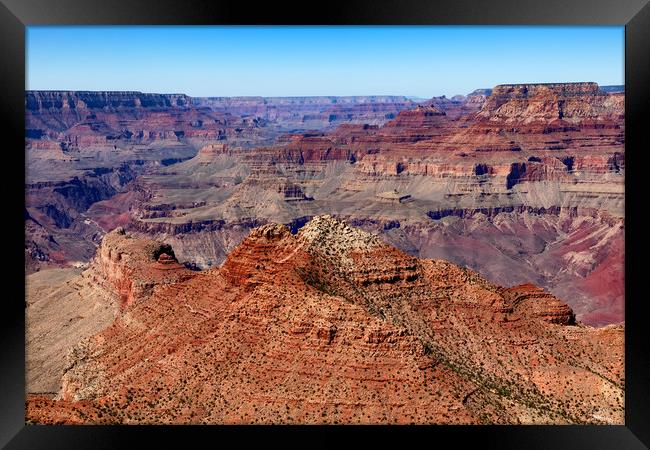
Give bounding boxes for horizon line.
[24,82,626,99]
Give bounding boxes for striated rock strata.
[27,217,623,425]
[128,82,624,326]
[25,92,421,273]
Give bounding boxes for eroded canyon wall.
[26,83,625,326]
[25,91,416,272]
[125,83,624,325]
[27,219,623,425]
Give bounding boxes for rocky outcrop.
[25,230,195,397]
[477,82,624,124]
[26,217,623,425]
[195,143,230,159]
[502,284,576,325]
[382,105,447,128]
[81,227,193,309]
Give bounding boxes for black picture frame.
[2,0,649,448]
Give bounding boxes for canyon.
[25,84,624,326]
[26,84,624,328]
[26,218,623,424]
[24,82,625,423]
[25,91,417,272]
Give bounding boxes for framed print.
[2,0,649,447]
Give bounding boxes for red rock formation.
[502,284,576,325]
[26,217,624,425]
[383,105,447,128]
[25,83,625,330]
[125,83,623,327]
[478,83,623,124]
[196,143,229,157]
[82,227,193,309]
[25,90,276,155]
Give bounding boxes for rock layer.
[126,82,624,325]
[25,83,625,327]
[25,92,421,273]
[27,218,623,425]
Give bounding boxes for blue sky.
[26,26,624,98]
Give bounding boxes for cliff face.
[26,218,623,425]
[25,91,362,170]
[382,105,448,128]
[26,91,191,111]
[25,228,193,395]
[24,163,149,273]
[26,91,240,144]
[22,93,414,145]
[82,227,193,309]
[477,83,624,124]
